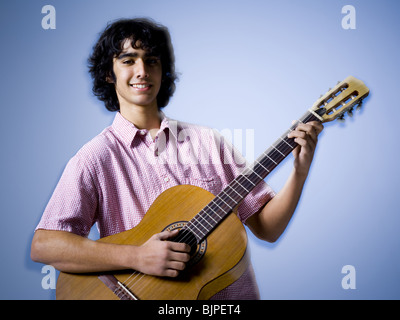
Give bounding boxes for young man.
[31,18,323,299]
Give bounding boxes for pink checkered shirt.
[37,112,275,299]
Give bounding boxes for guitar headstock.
[310,76,370,123]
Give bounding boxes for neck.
[120,104,161,132]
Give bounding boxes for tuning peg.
[337,80,341,85]
[338,114,345,122]
[356,99,364,111]
[347,107,354,117]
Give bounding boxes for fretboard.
[185,110,321,243]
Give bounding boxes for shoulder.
[72,125,121,170]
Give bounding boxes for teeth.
[131,84,149,89]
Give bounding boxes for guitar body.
[56,185,249,300]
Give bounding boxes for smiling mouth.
[130,83,152,89]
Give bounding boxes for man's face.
[111,39,162,112]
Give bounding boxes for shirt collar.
[112,111,178,147]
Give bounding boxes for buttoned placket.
[145,129,173,187]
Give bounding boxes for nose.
[135,59,149,79]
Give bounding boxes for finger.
[164,269,179,278]
[168,260,187,271]
[288,131,316,153]
[155,229,179,241]
[305,121,324,140]
[169,250,191,263]
[288,129,308,142]
[310,121,324,134]
[289,123,319,145]
[290,121,323,135]
[162,258,189,278]
[293,136,314,149]
[300,122,324,141]
[168,241,191,253]
[295,123,316,136]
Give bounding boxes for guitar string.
[118,152,274,294]
[118,138,296,291]
[117,120,306,297]
[117,121,303,297]
[118,141,281,291]
[118,140,297,297]
[116,117,313,298]
[118,190,238,289]
[119,188,238,294]
[118,173,258,295]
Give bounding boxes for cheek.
[119,69,134,81]
[113,65,132,83]
[154,67,163,87]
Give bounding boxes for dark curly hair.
[88,18,177,111]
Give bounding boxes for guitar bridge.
[98,274,139,300]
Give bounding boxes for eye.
[146,57,160,65]
[122,59,134,65]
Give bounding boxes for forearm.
[31,229,134,273]
[31,229,190,277]
[247,168,307,242]
[247,120,323,242]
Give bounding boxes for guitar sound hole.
[162,221,207,267]
[172,229,197,254]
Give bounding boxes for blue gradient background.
[1,0,399,299]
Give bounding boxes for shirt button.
[164,177,169,182]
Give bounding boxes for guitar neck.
[186,110,322,243]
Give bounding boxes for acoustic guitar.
[56,76,369,300]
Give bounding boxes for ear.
[106,75,114,84]
[106,69,116,84]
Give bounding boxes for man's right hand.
[133,229,191,277]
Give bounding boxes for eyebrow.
[117,52,159,60]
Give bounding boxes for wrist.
[117,244,141,270]
[291,167,309,184]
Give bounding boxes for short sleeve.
[35,153,98,237]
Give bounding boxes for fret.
[227,184,243,198]
[272,144,285,157]
[210,199,226,216]
[189,215,208,235]
[236,175,256,194]
[265,153,278,165]
[237,179,251,193]
[241,167,265,189]
[273,141,294,157]
[234,176,252,193]
[185,110,321,243]
[228,181,249,196]
[280,136,294,148]
[248,164,267,183]
[220,189,237,204]
[195,212,214,228]
[256,156,274,173]
[190,220,206,237]
[257,156,275,173]
[209,202,226,219]
[213,195,231,213]
[241,174,256,187]
[244,166,264,180]
[202,207,218,224]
